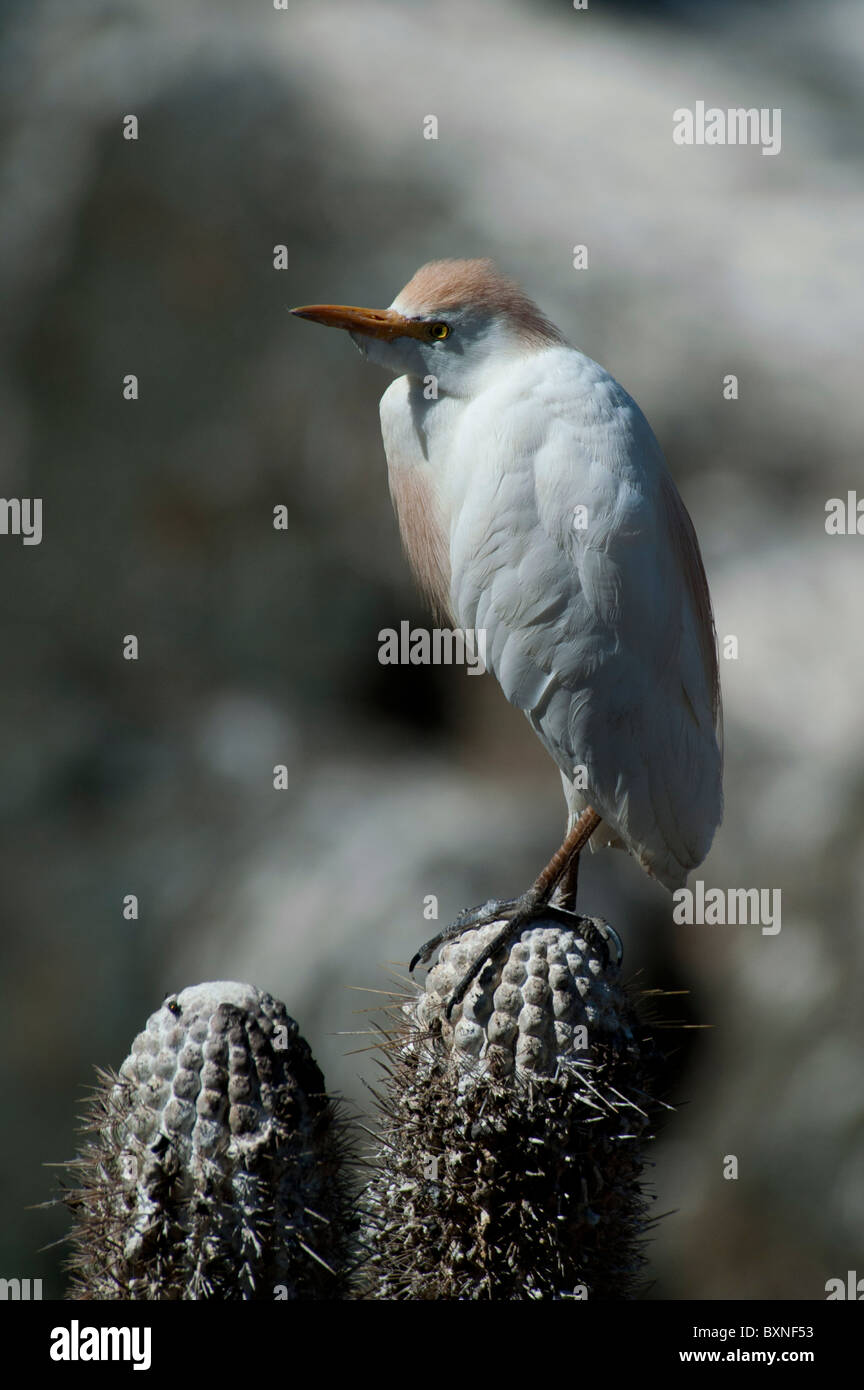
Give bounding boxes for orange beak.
[290,303,427,341]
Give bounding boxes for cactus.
[60,922,665,1300]
[63,982,357,1299]
[359,917,663,1300]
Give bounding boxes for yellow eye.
[428,321,451,340]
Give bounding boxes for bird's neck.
[382,376,462,624]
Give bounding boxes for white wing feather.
[433,348,723,890]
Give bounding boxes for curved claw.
[582,915,624,968]
[409,898,518,973]
[409,939,435,974]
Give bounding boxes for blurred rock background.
[1,0,862,1299]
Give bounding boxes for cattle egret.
[293,260,723,1008]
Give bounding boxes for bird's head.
[291,258,565,397]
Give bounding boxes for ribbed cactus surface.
[361,919,661,1300]
[64,982,355,1299]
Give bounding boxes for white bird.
[293,259,722,1004]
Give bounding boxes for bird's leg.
[521,805,601,905]
[410,807,600,972]
[550,842,580,911]
[439,807,605,1016]
[545,824,622,967]
[411,808,610,1013]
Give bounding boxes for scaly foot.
[411,891,622,1020]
